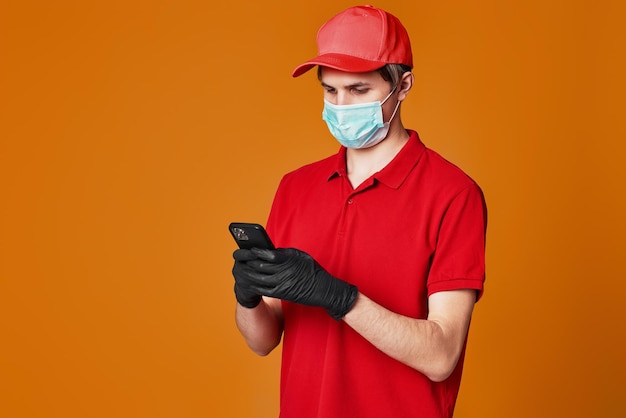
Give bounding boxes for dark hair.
[377,64,412,88]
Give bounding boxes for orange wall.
[1,1,625,417]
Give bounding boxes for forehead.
[319,67,386,86]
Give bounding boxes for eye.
[323,86,336,94]
[351,88,369,95]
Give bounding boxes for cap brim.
[292,53,388,77]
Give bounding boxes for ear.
[397,71,414,101]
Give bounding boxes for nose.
[334,91,352,106]
[335,91,346,105]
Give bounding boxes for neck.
[346,125,410,188]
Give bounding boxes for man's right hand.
[232,249,263,308]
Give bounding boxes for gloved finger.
[234,261,271,282]
[251,247,299,263]
[233,248,257,262]
[237,264,286,291]
[241,272,280,294]
[250,248,279,262]
[232,261,258,281]
[246,258,285,274]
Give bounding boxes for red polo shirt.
[266,130,487,418]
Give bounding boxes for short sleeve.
[427,183,487,300]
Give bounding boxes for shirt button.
[347,199,354,205]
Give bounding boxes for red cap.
[292,5,413,77]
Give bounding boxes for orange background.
[1,1,625,417]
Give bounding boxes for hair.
[377,64,412,88]
[317,64,412,89]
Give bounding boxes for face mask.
[322,88,400,149]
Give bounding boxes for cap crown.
[292,5,413,77]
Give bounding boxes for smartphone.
[228,222,275,250]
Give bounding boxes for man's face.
[319,67,396,117]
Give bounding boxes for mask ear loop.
[386,99,401,124]
[381,83,401,124]
[380,84,397,105]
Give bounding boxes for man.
[231,5,487,417]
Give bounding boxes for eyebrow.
[320,81,370,89]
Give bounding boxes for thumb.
[233,249,257,262]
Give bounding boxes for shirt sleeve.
[427,183,488,300]
[265,174,291,246]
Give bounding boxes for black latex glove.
[231,249,263,308]
[237,247,358,320]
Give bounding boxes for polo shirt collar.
[328,130,426,190]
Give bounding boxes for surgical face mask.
[321,88,400,149]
